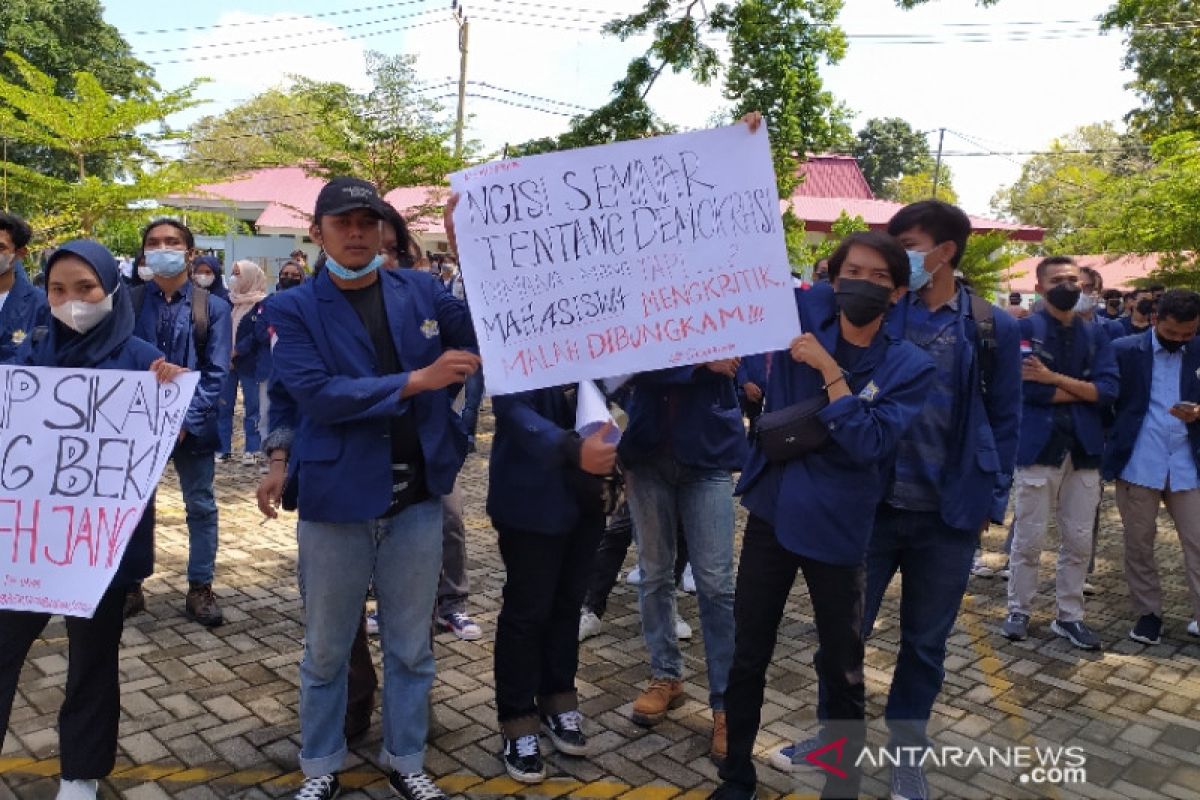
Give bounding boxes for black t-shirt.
[342,279,430,515]
[834,337,870,375]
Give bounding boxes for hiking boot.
[631,677,684,726]
[500,734,545,784]
[1001,612,1030,641]
[293,774,340,800]
[541,709,588,756]
[710,710,727,765]
[185,582,224,627]
[1051,619,1101,651]
[123,585,146,619]
[1129,613,1162,645]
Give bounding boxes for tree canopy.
[852,117,932,196]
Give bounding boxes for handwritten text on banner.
[0,366,199,617]
[450,124,801,394]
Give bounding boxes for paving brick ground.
[4,403,1200,799]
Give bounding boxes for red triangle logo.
[805,737,848,779]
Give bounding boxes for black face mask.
[278,277,302,290]
[1157,333,1186,353]
[1137,299,1156,316]
[1045,283,1081,312]
[835,279,893,327]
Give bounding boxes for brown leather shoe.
[123,585,146,619]
[184,583,224,627]
[710,710,727,765]
[631,678,684,726]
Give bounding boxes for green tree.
[1091,132,1200,286]
[1101,0,1200,139]
[1,0,156,181]
[882,164,958,205]
[789,210,869,275]
[958,230,1028,301]
[0,52,202,242]
[182,89,330,177]
[990,123,1147,251]
[853,117,932,196]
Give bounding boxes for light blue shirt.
[1121,335,1200,491]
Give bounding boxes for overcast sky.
[104,0,1137,216]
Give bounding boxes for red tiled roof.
[1003,253,1168,293]
[795,155,875,200]
[175,167,447,235]
[783,196,1045,242]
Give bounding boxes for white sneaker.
[579,609,602,642]
[681,563,697,593]
[1188,620,1200,638]
[970,557,994,578]
[365,611,379,636]
[1083,581,1098,596]
[241,451,258,466]
[675,615,692,640]
[57,779,98,800]
[626,566,643,585]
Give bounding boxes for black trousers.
[720,516,866,799]
[494,517,603,733]
[0,585,127,779]
[582,499,689,619]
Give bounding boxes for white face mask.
[194,273,215,289]
[52,292,114,334]
[137,266,154,281]
[0,253,14,275]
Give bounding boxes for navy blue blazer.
[738,285,936,566]
[132,281,232,452]
[0,268,49,363]
[884,286,1023,533]
[619,364,751,472]
[233,301,271,382]
[1016,310,1119,466]
[488,386,604,534]
[270,269,477,522]
[1102,330,1200,481]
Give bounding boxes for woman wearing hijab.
[191,254,229,301]
[219,260,269,466]
[276,259,306,292]
[0,240,184,800]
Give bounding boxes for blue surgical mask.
[325,253,384,281]
[906,249,941,291]
[145,248,187,277]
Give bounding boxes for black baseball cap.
[313,177,389,219]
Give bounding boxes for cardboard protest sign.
[450,123,800,395]
[0,366,199,617]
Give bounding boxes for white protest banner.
[450,123,800,395]
[0,366,199,617]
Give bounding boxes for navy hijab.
[37,240,136,368]
[192,254,229,299]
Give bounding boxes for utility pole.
[453,2,469,159]
[932,127,945,199]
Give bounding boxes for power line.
[128,0,440,36]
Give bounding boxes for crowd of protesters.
[0,113,1198,800]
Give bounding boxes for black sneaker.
[541,709,588,756]
[1001,612,1030,641]
[1051,619,1102,651]
[388,770,446,800]
[891,762,929,800]
[1129,614,1163,645]
[294,774,340,800]
[501,734,546,784]
[708,782,758,800]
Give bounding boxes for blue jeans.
[217,371,262,454]
[625,455,735,709]
[173,448,219,585]
[461,369,484,439]
[824,505,976,748]
[296,499,443,777]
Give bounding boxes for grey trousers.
[1116,480,1200,622]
